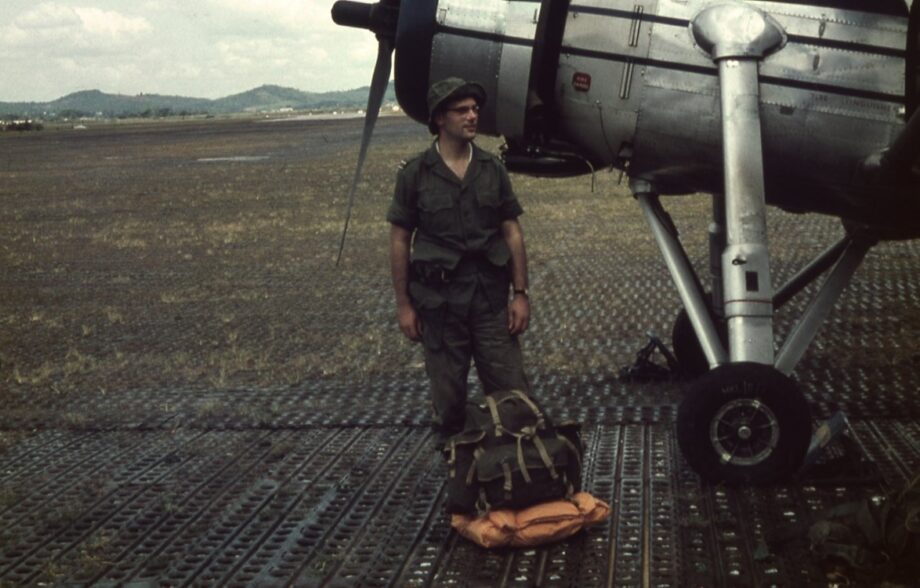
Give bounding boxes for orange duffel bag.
[450,491,611,548]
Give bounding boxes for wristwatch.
[513,288,529,297]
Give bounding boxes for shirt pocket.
[474,173,500,207]
[418,188,455,235]
[474,173,501,226]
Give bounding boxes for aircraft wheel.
[671,300,727,377]
[676,363,811,486]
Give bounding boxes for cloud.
[206,0,333,33]
[3,3,152,54]
[217,38,334,75]
[0,0,381,101]
[202,0,379,91]
[12,3,82,29]
[75,6,151,38]
[0,3,158,100]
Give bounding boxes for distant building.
[1,119,43,131]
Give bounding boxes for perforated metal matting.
[1,117,918,586]
[1,422,918,586]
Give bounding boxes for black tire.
[671,297,727,378]
[676,363,811,486]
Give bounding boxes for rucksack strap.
[484,391,546,436]
[502,462,514,501]
[447,441,457,479]
[532,435,559,480]
[467,447,484,485]
[510,390,546,430]
[484,395,504,437]
[516,435,533,484]
[508,427,560,483]
[477,487,492,513]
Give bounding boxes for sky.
[0,0,381,102]
[3,1,914,103]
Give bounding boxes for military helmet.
[427,77,486,134]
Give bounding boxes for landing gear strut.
[671,296,727,378]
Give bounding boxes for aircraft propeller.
[331,0,400,265]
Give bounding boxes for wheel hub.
[709,398,780,466]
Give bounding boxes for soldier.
[387,77,532,443]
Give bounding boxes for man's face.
[436,96,479,142]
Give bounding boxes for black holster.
[411,260,451,286]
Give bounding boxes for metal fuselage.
[333,0,918,484]
[392,0,917,232]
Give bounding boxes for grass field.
[0,117,661,407]
[1,114,917,426]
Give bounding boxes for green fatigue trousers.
[422,286,530,438]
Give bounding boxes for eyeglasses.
[445,104,480,115]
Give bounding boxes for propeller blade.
[335,37,394,266]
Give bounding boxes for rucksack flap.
[474,437,577,511]
[475,437,572,484]
[462,390,549,440]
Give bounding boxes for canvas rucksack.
[442,389,583,514]
[808,473,920,583]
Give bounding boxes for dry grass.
[0,117,435,404]
[1,115,917,411]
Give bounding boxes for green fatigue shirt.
[387,141,524,322]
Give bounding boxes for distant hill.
[0,84,398,119]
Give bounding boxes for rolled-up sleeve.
[497,164,523,220]
[386,168,418,230]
